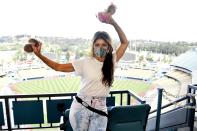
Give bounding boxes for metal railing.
[148,84,197,131]
[0,90,145,131]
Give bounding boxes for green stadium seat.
[106,96,115,107]
[12,100,44,125]
[107,104,151,131]
[46,99,73,123]
[0,102,5,126]
[60,109,72,131]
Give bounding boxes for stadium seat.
[47,97,115,123]
[0,102,5,127]
[46,99,73,123]
[60,109,72,131]
[107,104,151,131]
[60,103,151,131]
[12,100,44,125]
[106,96,115,107]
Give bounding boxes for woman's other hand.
[31,40,42,56]
[97,12,115,25]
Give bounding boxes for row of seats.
[0,97,115,127]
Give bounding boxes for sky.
[0,0,197,42]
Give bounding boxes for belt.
[75,95,108,117]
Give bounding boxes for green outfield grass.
[14,76,151,95]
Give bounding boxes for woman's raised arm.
[31,41,75,72]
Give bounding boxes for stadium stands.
[144,49,197,130]
[115,68,155,81]
[145,48,195,111]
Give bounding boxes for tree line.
[1,35,197,56]
[130,40,197,56]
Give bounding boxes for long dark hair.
[92,31,114,87]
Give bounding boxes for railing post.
[5,98,12,131]
[187,85,192,104]
[155,88,163,131]
[127,93,131,105]
[120,93,123,105]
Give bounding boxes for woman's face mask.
[94,47,108,57]
[93,39,109,57]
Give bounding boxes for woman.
[31,15,128,131]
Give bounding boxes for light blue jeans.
[69,95,108,131]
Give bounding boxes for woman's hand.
[97,12,115,25]
[31,41,42,56]
[107,14,115,25]
[97,3,116,25]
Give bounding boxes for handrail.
[188,84,197,91]
[0,92,77,99]
[150,95,195,114]
[127,90,146,104]
[150,85,197,114]
[0,90,143,100]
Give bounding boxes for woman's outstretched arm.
[31,41,75,72]
[110,18,129,62]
